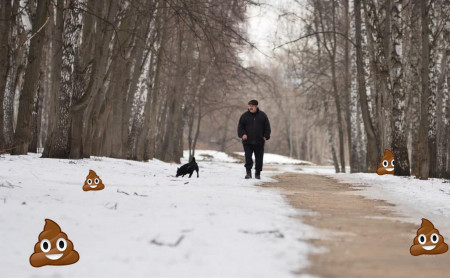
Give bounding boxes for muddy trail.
[264,172,450,278]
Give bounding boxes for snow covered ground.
[0,151,317,278]
[4,149,448,277]
[184,150,239,163]
[299,165,450,235]
[235,152,314,165]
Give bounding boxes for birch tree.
[0,0,12,152]
[12,0,49,155]
[390,0,410,176]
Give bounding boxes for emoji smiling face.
[82,169,105,191]
[410,218,448,256]
[30,219,79,267]
[377,149,395,175]
[416,233,439,251]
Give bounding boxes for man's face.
[248,104,258,113]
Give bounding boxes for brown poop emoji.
[410,218,448,256]
[83,169,105,191]
[377,149,395,175]
[30,219,80,267]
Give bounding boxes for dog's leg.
[189,172,193,178]
[196,169,199,178]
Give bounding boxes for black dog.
[176,157,199,178]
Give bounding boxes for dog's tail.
[191,157,196,162]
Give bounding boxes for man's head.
[248,99,258,113]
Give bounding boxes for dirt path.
[264,172,450,278]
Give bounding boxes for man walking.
[237,100,271,179]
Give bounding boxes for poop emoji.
[377,149,395,175]
[29,219,79,267]
[410,218,448,256]
[82,169,105,191]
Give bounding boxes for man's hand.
[242,134,247,140]
[263,137,266,142]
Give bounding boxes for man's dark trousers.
[243,144,264,173]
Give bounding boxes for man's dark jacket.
[237,109,271,146]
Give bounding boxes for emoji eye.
[418,234,426,244]
[431,233,439,244]
[56,238,67,251]
[40,239,51,252]
[87,179,92,185]
[391,160,395,167]
[382,160,388,167]
[94,178,99,184]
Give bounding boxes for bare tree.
[417,0,431,179]
[390,0,410,176]
[0,0,12,152]
[42,0,65,158]
[12,0,49,155]
[355,0,379,173]
[3,1,26,150]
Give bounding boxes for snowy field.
[299,166,450,235]
[0,151,317,278]
[4,150,448,277]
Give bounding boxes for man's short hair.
[248,100,258,105]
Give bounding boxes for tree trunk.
[91,94,112,156]
[350,18,361,171]
[108,9,137,159]
[444,23,450,179]
[70,0,119,159]
[382,0,393,152]
[187,102,195,160]
[29,70,43,153]
[417,0,430,179]
[331,60,346,172]
[12,0,49,155]
[121,11,154,158]
[325,98,340,173]
[42,0,64,157]
[159,24,189,163]
[356,98,367,171]
[446,52,450,179]
[136,1,169,161]
[364,0,392,156]
[406,0,422,176]
[191,98,202,160]
[155,96,168,160]
[427,1,438,178]
[356,0,380,173]
[74,0,96,158]
[343,0,356,172]
[436,46,447,178]
[219,110,231,152]
[4,1,26,150]
[43,0,77,158]
[100,114,113,156]
[0,0,12,151]
[390,0,410,176]
[332,0,345,172]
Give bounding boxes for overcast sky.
[242,0,307,64]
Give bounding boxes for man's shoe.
[245,170,252,179]
[255,172,261,179]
